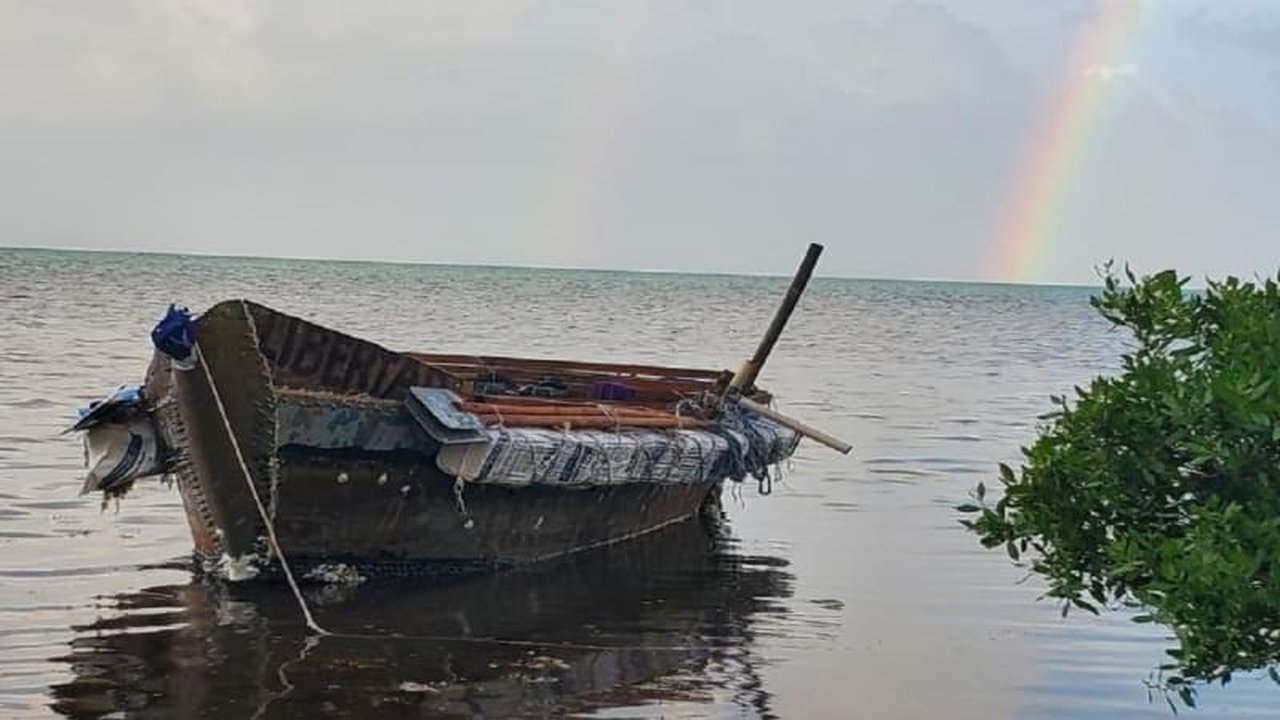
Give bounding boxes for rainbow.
[990,0,1145,282]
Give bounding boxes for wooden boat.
[69,245,845,581]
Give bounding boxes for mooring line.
[197,341,330,636]
[311,630,703,653]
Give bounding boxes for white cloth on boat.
[436,414,799,487]
[79,419,164,494]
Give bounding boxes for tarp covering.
[436,414,798,488]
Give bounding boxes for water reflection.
[48,520,793,719]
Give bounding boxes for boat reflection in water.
[49,519,793,718]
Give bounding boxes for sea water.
[0,248,1274,718]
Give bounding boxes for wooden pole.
[731,242,824,391]
[737,397,852,455]
[724,243,851,456]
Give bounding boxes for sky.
[0,0,1277,283]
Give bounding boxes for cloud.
[1083,64,1137,80]
[1181,7,1280,56]
[789,2,1023,104]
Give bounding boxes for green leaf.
[998,463,1016,485]
[1178,686,1196,708]
[1071,597,1099,615]
[956,504,981,513]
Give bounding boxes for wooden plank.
[466,378,707,405]
[472,394,681,411]
[738,396,851,454]
[409,352,726,382]
[458,401,679,418]
[475,413,708,430]
[731,243,823,391]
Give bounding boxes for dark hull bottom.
[179,455,724,579]
[193,511,721,581]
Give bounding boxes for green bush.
[961,267,1280,703]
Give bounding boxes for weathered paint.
[248,301,461,398]
[274,395,425,453]
[169,301,279,562]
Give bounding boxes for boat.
[68,245,847,581]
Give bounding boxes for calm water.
[0,248,1274,719]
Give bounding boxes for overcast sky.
[1,1,1277,283]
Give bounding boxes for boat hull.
[238,456,716,576]
[152,300,730,579]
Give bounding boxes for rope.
[452,476,474,528]
[295,629,701,653]
[196,342,330,636]
[249,634,319,720]
[594,403,621,433]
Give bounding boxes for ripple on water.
[5,398,60,410]
[0,531,50,540]
[926,433,986,442]
[0,564,148,580]
[14,500,92,512]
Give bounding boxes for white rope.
[196,343,330,636]
[594,402,621,433]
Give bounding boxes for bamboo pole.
[737,397,851,455]
[475,414,707,430]
[459,401,673,417]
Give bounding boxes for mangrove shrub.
[961,267,1280,701]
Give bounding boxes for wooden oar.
[738,397,851,454]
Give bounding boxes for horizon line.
[0,243,1106,289]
